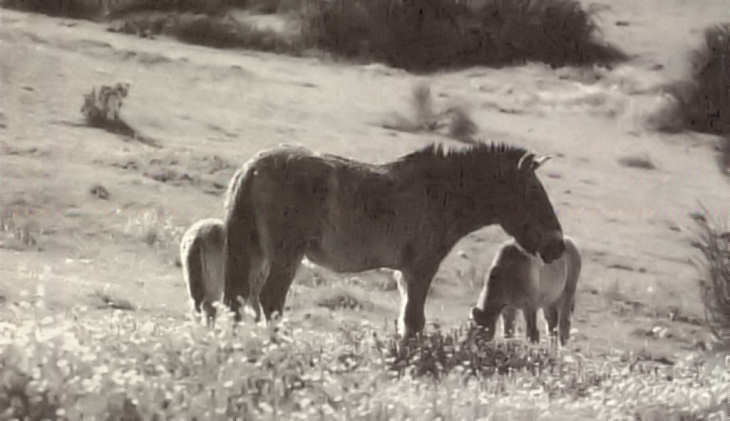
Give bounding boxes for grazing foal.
[471,236,581,345]
[180,218,225,324]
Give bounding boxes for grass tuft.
[618,153,656,170]
[692,207,730,346]
[383,83,479,143]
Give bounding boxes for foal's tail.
[181,234,205,314]
[222,162,261,320]
[563,237,582,309]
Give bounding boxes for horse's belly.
[306,226,397,273]
[535,259,567,305]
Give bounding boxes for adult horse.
[223,142,565,337]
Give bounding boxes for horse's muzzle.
[539,235,565,263]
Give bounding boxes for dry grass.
[692,208,730,345]
[0,302,727,420]
[383,83,479,144]
[0,211,38,251]
[618,153,657,170]
[89,288,136,311]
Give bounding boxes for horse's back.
[238,144,410,271]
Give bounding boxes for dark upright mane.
[390,142,529,184]
[395,142,528,167]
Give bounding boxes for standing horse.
[223,142,565,337]
[180,218,225,324]
[471,236,581,345]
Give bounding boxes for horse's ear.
[532,155,552,170]
[518,153,552,172]
[517,153,536,173]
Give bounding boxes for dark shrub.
[303,0,625,71]
[1,0,104,18]
[684,24,730,134]
[662,24,730,174]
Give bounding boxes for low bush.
[1,0,104,19]
[303,0,625,71]
[660,24,730,174]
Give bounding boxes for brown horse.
[223,142,565,337]
[471,236,581,345]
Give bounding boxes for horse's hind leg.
[259,252,303,321]
[524,308,540,344]
[502,306,518,339]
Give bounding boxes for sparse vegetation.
[2,0,625,71]
[659,24,730,174]
[81,83,161,147]
[124,208,185,253]
[90,288,136,311]
[383,83,479,143]
[692,209,730,346]
[1,0,105,19]
[0,211,38,251]
[618,153,656,170]
[303,0,625,71]
[0,298,727,420]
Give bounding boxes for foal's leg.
[558,296,575,346]
[502,306,518,339]
[259,253,303,321]
[544,305,559,343]
[524,308,540,344]
[397,266,438,338]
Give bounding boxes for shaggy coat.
[180,218,225,323]
[223,143,565,336]
[472,236,582,345]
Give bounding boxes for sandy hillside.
[0,0,729,357]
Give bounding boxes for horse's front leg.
[397,265,439,338]
[524,308,540,344]
[558,296,575,346]
[502,306,518,339]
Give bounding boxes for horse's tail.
[222,162,261,319]
[563,236,582,310]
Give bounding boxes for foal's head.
[497,152,565,263]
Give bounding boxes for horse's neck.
[389,156,509,241]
